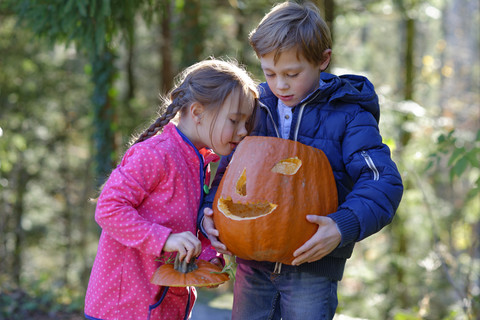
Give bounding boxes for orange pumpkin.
[213,136,338,265]
[151,257,229,287]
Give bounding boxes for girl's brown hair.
[133,58,258,145]
[249,1,332,66]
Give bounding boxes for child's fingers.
[203,207,213,216]
[292,241,313,265]
[203,210,220,237]
[210,240,232,256]
[164,231,202,262]
[183,235,202,263]
[176,246,187,262]
[205,225,219,237]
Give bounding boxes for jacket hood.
[259,72,380,123]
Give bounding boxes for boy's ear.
[190,102,206,124]
[320,49,332,71]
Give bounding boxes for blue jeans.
[232,263,338,320]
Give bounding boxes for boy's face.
[260,47,329,107]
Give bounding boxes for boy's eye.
[287,73,299,78]
[264,73,275,78]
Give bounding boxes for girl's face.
[198,90,254,156]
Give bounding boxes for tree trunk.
[91,48,117,186]
[404,18,415,101]
[440,0,479,130]
[180,0,204,68]
[160,0,173,94]
[323,0,335,45]
[311,0,335,71]
[12,152,29,286]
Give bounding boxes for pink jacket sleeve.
[198,233,224,265]
[95,144,171,257]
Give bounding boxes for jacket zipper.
[361,151,379,180]
[293,103,306,142]
[259,102,281,138]
[293,90,321,141]
[176,127,207,222]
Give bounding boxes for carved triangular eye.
[235,168,247,196]
[271,157,302,175]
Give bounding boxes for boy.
[201,2,403,319]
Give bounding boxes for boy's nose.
[276,78,289,90]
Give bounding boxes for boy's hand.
[203,208,232,255]
[291,215,341,266]
[163,231,202,263]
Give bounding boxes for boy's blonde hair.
[249,1,332,65]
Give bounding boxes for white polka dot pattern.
[84,123,220,320]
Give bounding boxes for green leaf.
[452,156,469,178]
[465,148,480,168]
[448,146,465,166]
[437,133,446,143]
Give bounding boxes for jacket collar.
[164,123,220,166]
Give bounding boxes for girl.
[84,59,258,320]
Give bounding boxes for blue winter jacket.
[203,72,403,280]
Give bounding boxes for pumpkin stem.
[173,255,199,273]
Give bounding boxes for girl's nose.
[237,123,248,137]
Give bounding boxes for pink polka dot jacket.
[85,123,221,320]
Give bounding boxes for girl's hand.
[291,215,341,266]
[163,231,202,263]
[203,208,232,255]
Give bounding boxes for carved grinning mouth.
[217,157,302,220]
[217,197,277,220]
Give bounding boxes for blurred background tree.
[0,0,478,319]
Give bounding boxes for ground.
[0,286,233,320]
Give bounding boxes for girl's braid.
[133,87,189,145]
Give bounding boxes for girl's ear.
[190,102,206,124]
[320,49,332,71]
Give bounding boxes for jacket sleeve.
[197,153,232,238]
[328,108,403,247]
[95,144,172,257]
[198,232,224,264]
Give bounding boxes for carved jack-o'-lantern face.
[213,136,338,265]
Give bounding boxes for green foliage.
[13,0,147,56]
[427,129,480,202]
[0,283,84,319]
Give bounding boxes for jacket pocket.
[148,286,195,320]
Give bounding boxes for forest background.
[0,0,478,319]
